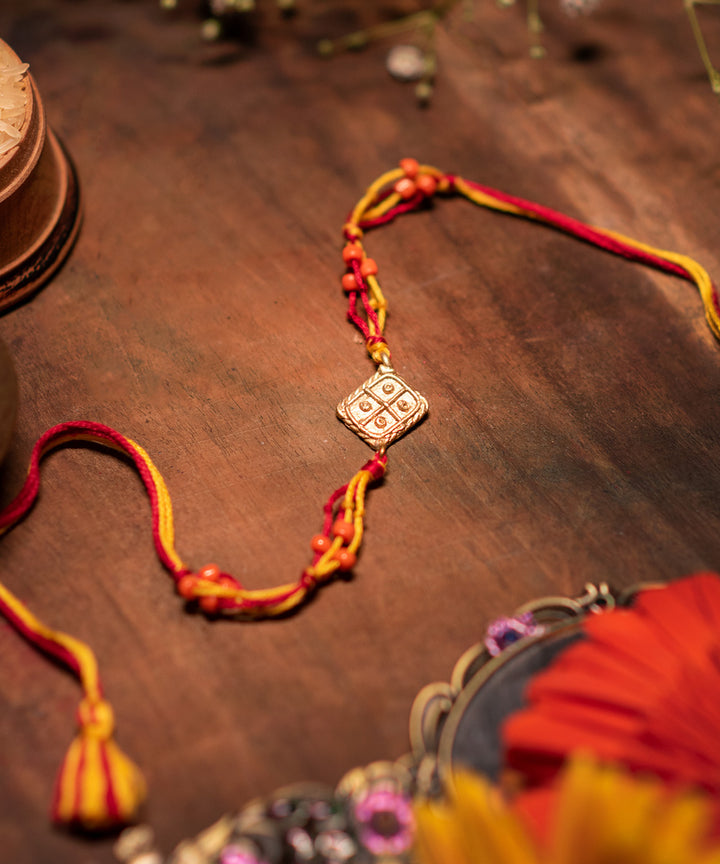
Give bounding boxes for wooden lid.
[0,40,43,202]
[0,38,81,312]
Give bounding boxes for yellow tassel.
[52,698,146,830]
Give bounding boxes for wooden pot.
[0,39,81,312]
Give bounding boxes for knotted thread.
[0,576,146,830]
[52,698,146,829]
[338,161,720,349]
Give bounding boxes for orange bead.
[342,273,358,292]
[394,177,417,200]
[311,534,332,553]
[198,563,220,581]
[360,258,378,278]
[199,595,220,614]
[342,243,363,263]
[416,174,438,197]
[335,549,357,572]
[399,158,419,179]
[177,575,198,600]
[333,518,355,543]
[218,575,239,589]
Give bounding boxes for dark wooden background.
[1,1,720,861]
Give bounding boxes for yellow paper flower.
[414,755,720,864]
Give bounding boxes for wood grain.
[0,1,719,861]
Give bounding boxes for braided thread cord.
[1,161,719,829]
[0,420,386,828]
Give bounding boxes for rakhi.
[0,159,718,835]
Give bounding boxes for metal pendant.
[336,368,428,450]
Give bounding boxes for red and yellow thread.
[1,159,718,829]
[339,159,720,355]
[0,421,386,828]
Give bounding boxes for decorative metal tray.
[115,581,652,864]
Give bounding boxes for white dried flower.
[0,44,28,157]
[386,45,426,82]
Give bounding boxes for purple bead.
[220,845,263,864]
[353,788,414,855]
[484,611,543,657]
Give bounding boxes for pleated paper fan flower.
[502,573,720,799]
[414,755,720,864]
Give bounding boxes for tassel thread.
[52,698,146,830]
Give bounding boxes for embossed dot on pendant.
[375,417,388,428]
[382,383,395,395]
[358,400,372,412]
[396,400,409,412]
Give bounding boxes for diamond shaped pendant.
[337,369,428,450]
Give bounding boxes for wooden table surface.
[1,1,720,861]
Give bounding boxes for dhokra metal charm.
[337,368,428,449]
